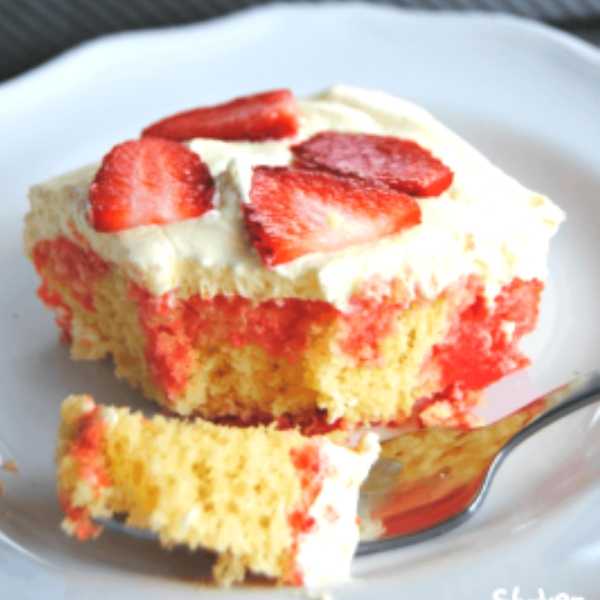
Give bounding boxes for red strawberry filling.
[128,277,541,408]
[60,405,110,541]
[433,278,543,391]
[244,166,421,266]
[292,131,453,196]
[89,138,214,232]
[142,89,299,142]
[286,443,327,586]
[33,235,109,342]
[129,284,338,400]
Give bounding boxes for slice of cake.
[57,394,379,587]
[25,86,564,428]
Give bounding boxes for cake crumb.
[2,459,18,474]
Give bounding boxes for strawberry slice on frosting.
[292,131,453,197]
[244,166,421,266]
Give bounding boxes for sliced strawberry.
[141,89,299,142]
[89,138,214,232]
[292,132,453,196]
[245,166,421,266]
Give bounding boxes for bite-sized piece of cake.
[25,86,565,428]
[57,395,379,587]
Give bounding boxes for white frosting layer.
[296,433,380,589]
[25,86,564,310]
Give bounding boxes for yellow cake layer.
[57,395,378,585]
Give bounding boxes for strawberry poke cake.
[25,85,564,428]
[57,394,379,586]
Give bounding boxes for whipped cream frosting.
[295,433,380,589]
[25,85,565,310]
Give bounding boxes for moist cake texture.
[25,86,564,427]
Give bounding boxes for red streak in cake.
[286,443,327,586]
[59,495,103,541]
[211,410,346,436]
[182,294,337,358]
[130,280,411,401]
[33,236,109,311]
[276,412,346,436]
[340,280,408,363]
[288,510,316,535]
[32,236,110,341]
[129,285,195,399]
[130,283,338,400]
[433,278,543,391]
[70,406,111,487]
[60,404,110,541]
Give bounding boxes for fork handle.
[500,371,600,442]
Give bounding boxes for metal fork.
[99,372,600,553]
[358,371,600,554]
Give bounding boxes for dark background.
[1,0,600,83]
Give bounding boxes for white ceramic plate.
[1,4,600,599]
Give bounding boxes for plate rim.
[1,2,599,96]
[2,3,600,598]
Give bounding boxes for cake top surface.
[26,85,565,309]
